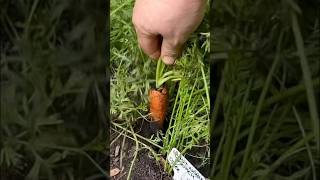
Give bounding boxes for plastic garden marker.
[167,148,206,180]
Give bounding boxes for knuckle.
[162,48,178,57]
[132,14,137,25]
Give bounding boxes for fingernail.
[162,56,175,65]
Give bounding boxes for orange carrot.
[149,85,169,129]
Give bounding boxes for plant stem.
[156,60,164,88]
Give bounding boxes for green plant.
[111,0,153,123]
[155,60,181,89]
[111,0,210,177]
[1,0,107,179]
[161,64,210,172]
[211,0,320,179]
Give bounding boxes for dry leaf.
[110,168,120,177]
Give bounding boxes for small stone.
[115,145,120,157]
[110,168,120,177]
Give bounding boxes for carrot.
[149,84,169,129]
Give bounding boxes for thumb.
[160,38,182,65]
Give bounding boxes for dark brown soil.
[110,118,210,179]
[185,143,210,178]
[110,120,171,180]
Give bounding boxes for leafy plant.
[110,0,153,123]
[1,0,108,179]
[211,0,320,179]
[162,63,210,173]
[155,60,182,89]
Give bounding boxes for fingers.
[160,38,183,65]
[136,30,161,60]
[132,0,161,59]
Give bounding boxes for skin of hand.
[132,0,206,64]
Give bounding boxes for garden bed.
[110,117,210,179]
[110,127,171,180]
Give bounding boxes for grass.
[110,0,210,178]
[211,0,319,179]
[291,11,320,150]
[2,0,318,179]
[1,0,108,179]
[161,52,210,172]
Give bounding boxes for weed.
[211,0,320,179]
[1,0,108,179]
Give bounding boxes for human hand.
[132,0,206,64]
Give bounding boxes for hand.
[132,0,206,64]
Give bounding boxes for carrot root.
[149,85,169,129]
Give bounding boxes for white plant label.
[167,148,206,180]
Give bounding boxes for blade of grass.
[269,134,313,170]
[221,79,252,180]
[239,33,283,179]
[111,0,132,16]
[201,65,210,109]
[263,77,320,107]
[24,0,40,36]
[292,107,316,180]
[210,69,225,137]
[211,75,227,178]
[291,11,320,151]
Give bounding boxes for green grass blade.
[292,107,317,180]
[263,78,320,107]
[239,33,283,178]
[221,79,252,180]
[201,65,210,109]
[291,11,320,151]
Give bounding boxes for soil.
[185,143,210,178]
[110,118,210,179]
[110,119,171,180]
